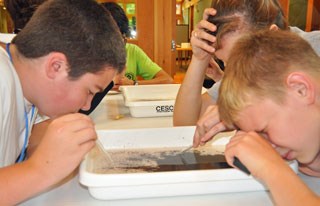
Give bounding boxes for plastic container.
[119,84,181,117]
[79,126,298,200]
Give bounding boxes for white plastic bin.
[79,126,298,200]
[119,84,180,117]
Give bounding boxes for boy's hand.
[112,73,135,90]
[193,104,228,147]
[28,113,97,182]
[225,131,288,179]
[119,76,135,85]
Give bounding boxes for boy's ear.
[45,52,68,79]
[286,72,315,104]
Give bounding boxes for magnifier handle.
[233,157,251,175]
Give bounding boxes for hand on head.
[190,8,217,61]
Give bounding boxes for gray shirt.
[290,26,320,56]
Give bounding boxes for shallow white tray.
[79,126,298,200]
[119,84,180,117]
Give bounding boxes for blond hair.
[218,30,320,127]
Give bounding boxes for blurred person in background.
[102,2,173,90]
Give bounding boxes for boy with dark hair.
[0,0,126,204]
[2,0,114,115]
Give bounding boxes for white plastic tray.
[119,84,180,117]
[79,126,298,200]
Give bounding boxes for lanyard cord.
[6,43,35,162]
[6,43,12,62]
[18,105,35,162]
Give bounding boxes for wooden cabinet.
[280,0,320,31]
[99,0,177,76]
[305,0,320,31]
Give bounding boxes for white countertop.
[20,93,320,206]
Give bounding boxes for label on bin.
[156,105,174,113]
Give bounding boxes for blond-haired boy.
[219,30,320,205]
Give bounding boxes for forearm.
[137,78,172,85]
[137,71,173,85]
[0,160,56,205]
[265,164,319,206]
[173,56,210,126]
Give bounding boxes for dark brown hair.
[12,0,126,78]
[4,0,47,33]
[101,2,130,38]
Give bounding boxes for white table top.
[20,93,320,206]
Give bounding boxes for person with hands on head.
[176,0,320,149]
[194,24,320,148]
[174,7,221,126]
[174,0,288,126]
[174,0,297,147]
[220,30,320,205]
[0,0,126,205]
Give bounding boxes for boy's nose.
[81,96,93,111]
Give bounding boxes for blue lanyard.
[6,43,12,62]
[18,105,35,162]
[6,43,35,162]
